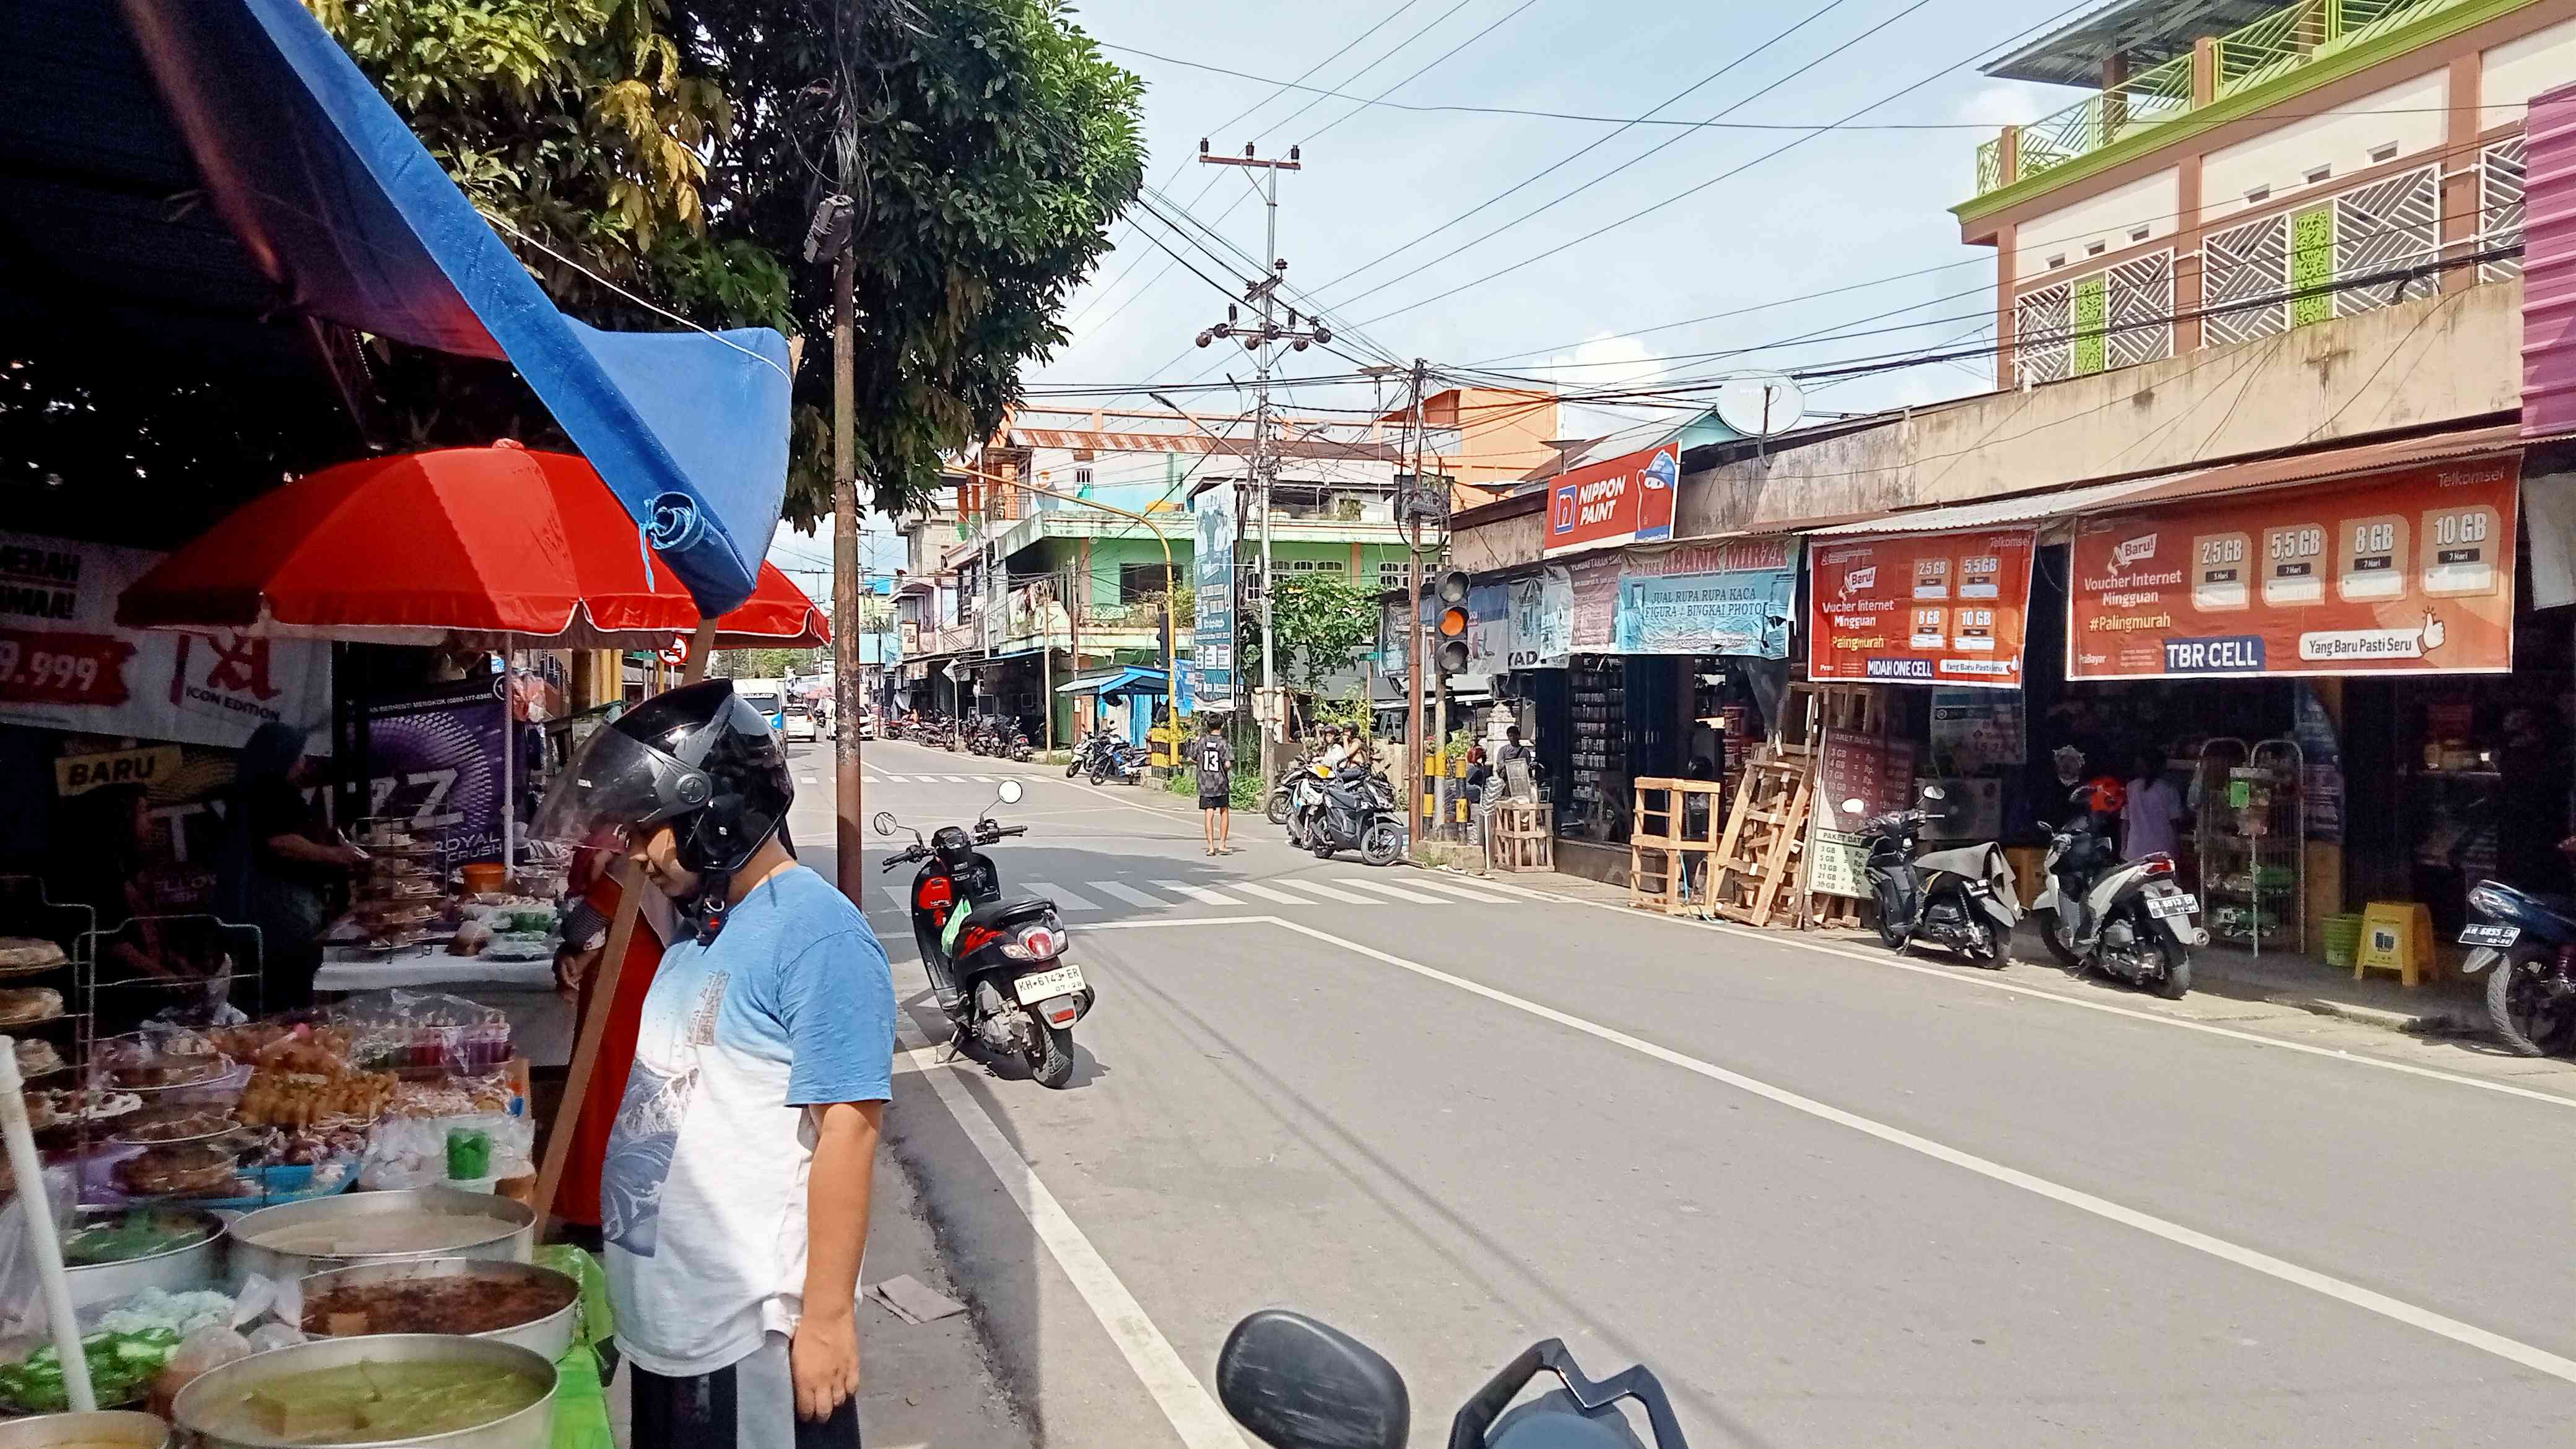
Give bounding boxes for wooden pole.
[532,859,646,1230]
[679,619,718,685]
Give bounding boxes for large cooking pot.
[295,1258,580,1362]
[0,1411,170,1448]
[169,1334,555,1449]
[226,1188,533,1289]
[62,1207,226,1309]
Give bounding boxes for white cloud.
[1547,333,1671,391]
[1954,80,2059,131]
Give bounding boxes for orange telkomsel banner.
[1807,528,2036,689]
[2068,456,2520,680]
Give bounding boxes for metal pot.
[225,1188,533,1290]
[170,1335,555,1449]
[295,1258,580,1362]
[0,1411,170,1448]
[61,1207,227,1309]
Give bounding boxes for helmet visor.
[528,723,704,858]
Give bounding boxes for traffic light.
[1433,568,1471,676]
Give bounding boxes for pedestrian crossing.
[878,872,1547,920]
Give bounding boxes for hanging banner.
[1928,690,2026,773]
[1543,442,1681,557]
[1193,484,1237,704]
[1808,529,2036,689]
[0,530,332,750]
[2068,458,2520,679]
[1566,554,1622,651]
[1506,568,1573,669]
[362,680,508,864]
[1614,538,1798,656]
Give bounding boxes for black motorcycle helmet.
[533,678,793,938]
[931,825,975,869]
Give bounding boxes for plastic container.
[459,863,508,895]
[2321,912,2364,967]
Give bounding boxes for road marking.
[1157,881,1245,907]
[1333,877,1447,905]
[1273,879,1377,904]
[972,775,995,783]
[902,1034,1247,1448]
[879,886,912,916]
[800,775,819,785]
[1489,881,2576,1111]
[1024,881,1103,911]
[1089,881,1169,909]
[942,775,969,783]
[1403,877,1523,905]
[1226,881,1316,906]
[1246,916,2576,1386]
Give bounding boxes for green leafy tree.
[1245,575,1380,691]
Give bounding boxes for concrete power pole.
[1193,139,1325,782]
[1403,359,1428,843]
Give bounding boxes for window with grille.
[1379,560,1410,591]
[2203,164,2439,344]
[2013,250,2169,385]
[2483,135,2527,284]
[1118,562,1166,603]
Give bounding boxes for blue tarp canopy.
[4,0,788,614]
[1056,666,1168,697]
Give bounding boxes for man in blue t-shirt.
[534,680,893,1448]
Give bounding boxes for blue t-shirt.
[602,864,895,1376]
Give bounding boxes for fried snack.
[237,1067,396,1128]
[0,986,64,1026]
[387,1076,513,1118]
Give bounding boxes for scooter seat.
[964,897,1054,931]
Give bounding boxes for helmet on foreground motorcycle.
[532,679,793,939]
[931,825,975,869]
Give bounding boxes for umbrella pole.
[680,619,718,685]
[501,637,515,873]
[1,1037,95,1412]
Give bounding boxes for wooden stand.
[1487,801,1552,872]
[1704,748,1816,928]
[1629,777,1725,916]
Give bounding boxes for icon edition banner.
[1807,529,2035,689]
[2068,458,2519,680]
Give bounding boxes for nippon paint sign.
[1543,442,1680,557]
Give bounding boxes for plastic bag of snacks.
[358,1112,533,1190]
[0,1162,77,1340]
[329,990,513,1074]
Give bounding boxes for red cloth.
[553,872,665,1229]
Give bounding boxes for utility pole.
[830,242,863,902]
[1194,138,1323,783]
[1404,359,1428,843]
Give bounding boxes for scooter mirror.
[1216,1310,1408,1449]
[871,811,897,837]
[1920,784,1947,803]
[1842,798,1867,816]
[997,779,1025,806]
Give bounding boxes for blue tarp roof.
[1056,666,1168,697]
[6,1,788,614]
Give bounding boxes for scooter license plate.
[1014,962,1088,1005]
[2458,923,2520,947]
[2145,892,2198,920]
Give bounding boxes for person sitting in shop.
[2122,747,2187,863]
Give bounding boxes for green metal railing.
[1974,0,2466,198]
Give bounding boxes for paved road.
[794,738,2576,1449]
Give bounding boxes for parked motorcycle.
[1006,726,1035,763]
[1217,1308,1689,1449]
[1266,754,1316,826]
[1090,738,1147,785]
[2456,879,2576,1055]
[1848,785,2018,967]
[1303,762,1404,866]
[877,779,1094,1087]
[2032,784,2204,998]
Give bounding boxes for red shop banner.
[2068,456,2519,680]
[1543,441,1680,557]
[1808,528,2036,689]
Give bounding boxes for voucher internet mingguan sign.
[1543,442,1680,557]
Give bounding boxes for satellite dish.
[1713,375,1805,438]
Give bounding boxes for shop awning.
[1056,666,1168,697]
[6,2,789,616]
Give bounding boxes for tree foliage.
[1254,575,1381,691]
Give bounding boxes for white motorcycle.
[2032,786,2206,999]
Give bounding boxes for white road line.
[799,775,819,785]
[1493,881,2576,1111]
[902,1037,1247,1448]
[1226,881,1316,906]
[1333,877,1448,905]
[880,886,912,916]
[1089,881,1170,909]
[1403,877,1522,905]
[1274,879,1377,904]
[1158,881,1247,907]
[971,775,995,783]
[1250,917,2576,1386]
[1024,881,1103,912]
[942,775,969,783]
[1434,874,1553,900]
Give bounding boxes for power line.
[1253,0,1486,144]
[1300,0,1546,146]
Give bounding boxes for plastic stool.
[2354,901,2437,988]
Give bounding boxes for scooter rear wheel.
[2152,932,2191,999]
[1027,1023,1076,1089]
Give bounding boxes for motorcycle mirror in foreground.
[1920,784,1947,802]
[998,778,1025,805]
[1842,798,1867,816]
[1216,1310,1408,1449]
[871,811,897,837]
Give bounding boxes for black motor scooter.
[877,780,1095,1087]
[2458,877,2576,1056]
[1848,783,2019,967]
[1303,763,1404,866]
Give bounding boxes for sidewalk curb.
[2262,991,2481,1038]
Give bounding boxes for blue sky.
[768,0,2084,576]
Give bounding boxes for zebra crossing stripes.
[1329,877,1448,905]
[1225,881,1317,906]
[871,874,1536,924]
[1087,881,1170,909]
[1264,879,1377,904]
[1403,877,1522,906]
[1157,881,1246,907]
[1022,882,1102,911]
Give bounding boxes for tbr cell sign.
[2068,458,2519,679]
[1807,528,2036,689]
[1544,442,1680,557]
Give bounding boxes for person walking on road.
[1197,718,1236,855]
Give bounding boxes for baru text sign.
[2068,458,2519,679]
[1543,442,1680,557]
[1808,529,2035,689]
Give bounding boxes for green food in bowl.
[63,1208,214,1265]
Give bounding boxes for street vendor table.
[315,942,556,993]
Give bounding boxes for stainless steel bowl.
[169,1334,556,1449]
[61,1206,227,1309]
[295,1258,580,1362]
[226,1188,533,1290]
[0,1411,170,1448]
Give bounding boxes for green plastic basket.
[2321,913,2364,967]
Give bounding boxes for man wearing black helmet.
[534,679,892,1448]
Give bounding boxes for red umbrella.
[116,442,827,647]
